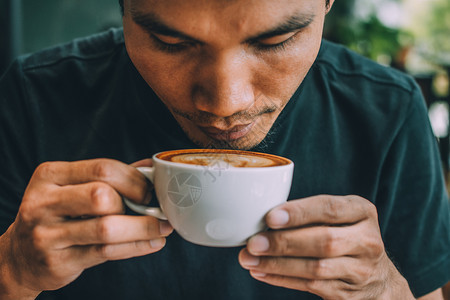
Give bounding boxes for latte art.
[157,149,290,168]
[171,153,276,168]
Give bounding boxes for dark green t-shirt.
[1,28,449,299]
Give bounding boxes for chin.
[193,137,260,150]
[187,131,264,150]
[177,115,273,150]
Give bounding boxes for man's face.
[123,0,331,150]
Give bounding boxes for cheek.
[130,50,196,110]
[255,53,315,102]
[124,23,194,109]
[256,33,322,100]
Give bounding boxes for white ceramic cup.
[124,149,294,247]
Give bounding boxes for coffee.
[157,149,290,168]
[125,149,294,246]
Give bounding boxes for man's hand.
[0,159,173,299]
[238,195,415,300]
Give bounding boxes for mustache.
[172,105,279,125]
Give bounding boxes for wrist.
[0,225,40,300]
[378,257,415,300]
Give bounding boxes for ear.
[326,0,335,14]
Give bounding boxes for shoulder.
[310,40,424,124]
[0,28,132,136]
[18,27,125,72]
[4,28,130,107]
[294,40,431,155]
[315,40,418,95]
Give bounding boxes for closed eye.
[251,31,301,53]
[257,32,297,46]
[149,33,197,52]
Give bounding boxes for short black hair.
[119,0,330,15]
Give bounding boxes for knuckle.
[351,195,378,219]
[43,253,60,271]
[322,196,344,221]
[91,160,115,180]
[365,202,378,220]
[34,162,55,179]
[290,203,308,224]
[271,233,290,253]
[310,259,328,278]
[90,182,115,213]
[95,217,115,242]
[304,279,322,294]
[18,198,38,223]
[364,235,385,258]
[320,228,340,256]
[97,244,113,259]
[263,256,283,272]
[31,226,49,249]
[354,265,372,283]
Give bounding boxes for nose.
[192,49,255,118]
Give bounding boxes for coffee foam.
[157,149,291,168]
[170,153,277,168]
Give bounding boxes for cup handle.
[123,166,168,220]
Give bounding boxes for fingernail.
[269,209,289,228]
[241,254,260,267]
[159,221,173,236]
[250,270,267,277]
[150,238,165,248]
[248,235,269,254]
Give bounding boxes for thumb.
[130,158,153,168]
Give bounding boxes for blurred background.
[323,0,450,178]
[1,0,449,176]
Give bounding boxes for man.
[0,0,448,299]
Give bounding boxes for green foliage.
[346,15,403,62]
[324,1,404,64]
[421,0,450,64]
[324,0,449,67]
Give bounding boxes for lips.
[198,123,254,141]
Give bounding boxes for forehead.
[127,0,320,38]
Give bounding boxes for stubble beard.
[181,119,277,151]
[174,104,284,151]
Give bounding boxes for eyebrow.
[130,10,315,44]
[131,11,200,42]
[245,13,315,43]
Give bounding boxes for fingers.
[241,271,355,300]
[45,182,125,218]
[21,159,154,222]
[246,222,383,258]
[239,247,381,300]
[7,158,165,293]
[238,195,390,299]
[239,248,385,300]
[52,216,173,248]
[30,159,152,205]
[239,249,369,283]
[266,195,378,229]
[74,238,168,270]
[130,158,153,168]
[28,235,170,281]
[61,214,171,270]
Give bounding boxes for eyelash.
[149,31,300,54]
[149,34,192,53]
[251,32,299,54]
